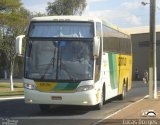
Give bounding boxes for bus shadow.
[0,98,131,118]
[32,105,95,117]
[0,99,91,117]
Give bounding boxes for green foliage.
[0,0,31,79]
[46,0,87,15]
[0,82,23,88]
[0,91,24,96]
[31,12,47,17]
[0,8,30,56]
[0,0,22,11]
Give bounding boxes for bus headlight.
[24,83,36,90]
[76,85,94,92]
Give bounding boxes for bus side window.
[94,22,102,82]
[96,22,101,36]
[95,41,102,82]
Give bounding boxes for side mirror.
[15,35,25,55]
[93,37,100,57]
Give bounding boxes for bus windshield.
[29,22,93,38]
[25,40,94,81]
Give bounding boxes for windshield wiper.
[40,47,56,80]
[40,57,55,80]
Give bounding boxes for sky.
[21,0,160,28]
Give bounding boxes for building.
[123,25,160,80]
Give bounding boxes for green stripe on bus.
[65,83,79,90]
[54,83,79,91]
[54,83,68,90]
[108,53,118,89]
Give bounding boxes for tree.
[46,0,87,15]
[0,0,22,11]
[0,0,30,91]
[0,0,46,91]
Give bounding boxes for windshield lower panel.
[25,39,94,81]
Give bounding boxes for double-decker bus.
[16,16,132,111]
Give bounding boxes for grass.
[0,82,24,97]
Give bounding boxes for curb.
[93,95,149,125]
[0,96,24,100]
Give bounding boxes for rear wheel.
[118,85,127,100]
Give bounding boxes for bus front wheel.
[95,87,104,110]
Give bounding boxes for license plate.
[51,96,62,100]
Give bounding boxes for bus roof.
[31,16,129,36]
[31,16,102,22]
[102,20,130,36]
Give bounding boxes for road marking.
[0,96,24,100]
[93,95,149,125]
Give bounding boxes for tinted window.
[29,22,93,38]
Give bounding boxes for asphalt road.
[0,81,159,125]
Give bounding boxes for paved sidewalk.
[110,94,160,119]
[96,92,160,125]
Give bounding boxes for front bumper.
[24,89,99,106]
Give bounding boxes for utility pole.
[149,0,157,99]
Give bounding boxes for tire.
[118,85,126,100]
[95,87,104,110]
[39,104,51,112]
